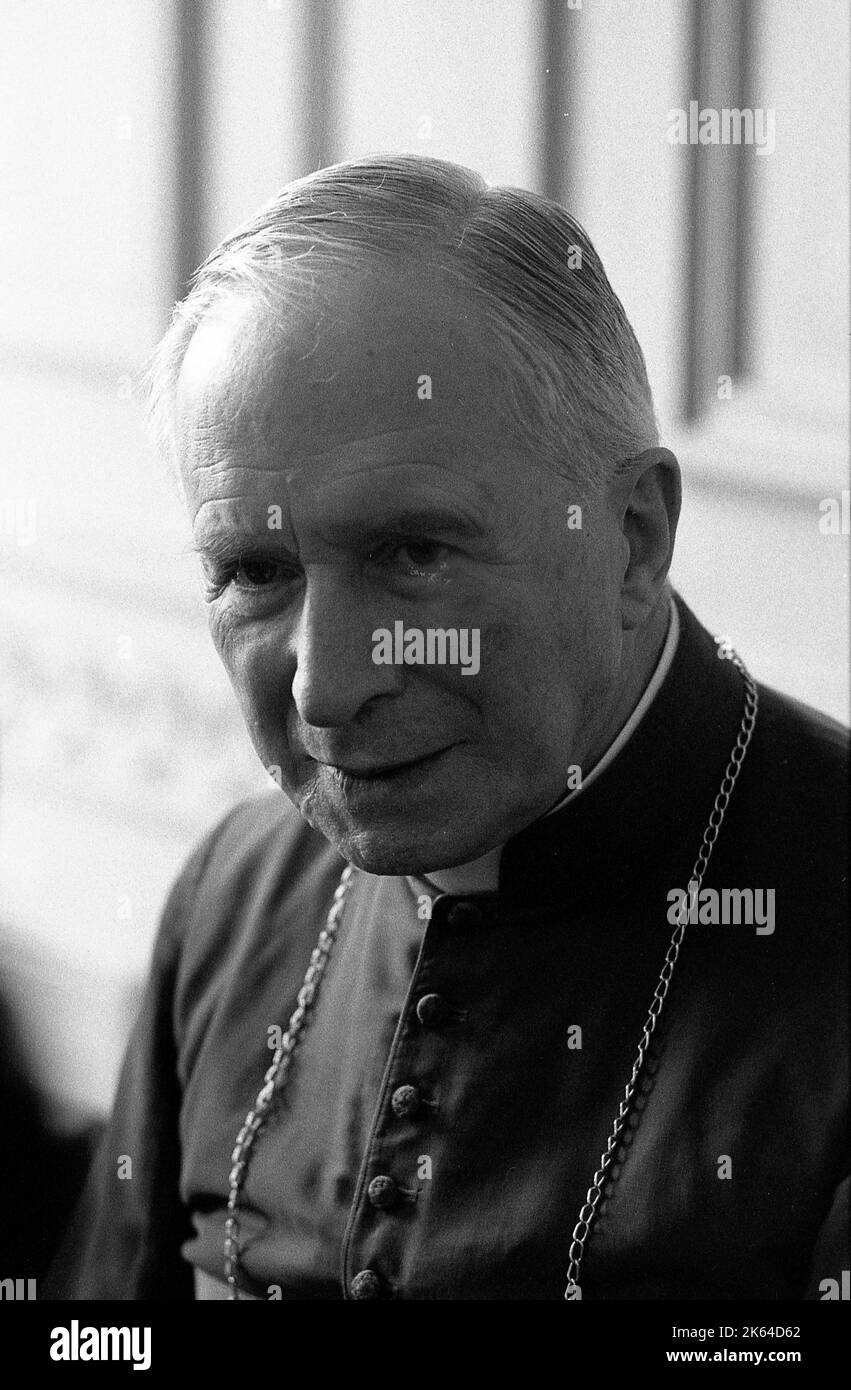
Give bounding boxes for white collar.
[422,597,680,896]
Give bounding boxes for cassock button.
[445,900,484,930]
[391,1084,421,1119]
[416,992,451,1027]
[350,1269,384,1300]
[367,1174,399,1209]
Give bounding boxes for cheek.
[212,619,294,717]
[470,615,558,734]
[483,580,611,731]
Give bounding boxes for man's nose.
[291,570,402,727]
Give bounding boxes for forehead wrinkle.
[293,453,494,487]
[186,458,260,481]
[182,409,436,483]
[187,436,502,510]
[186,466,274,519]
[192,494,272,520]
[178,372,277,480]
[198,420,433,469]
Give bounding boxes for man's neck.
[578,593,673,776]
[543,593,679,816]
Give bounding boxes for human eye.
[368,536,451,581]
[233,557,289,589]
[202,552,298,603]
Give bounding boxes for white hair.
[146,153,659,496]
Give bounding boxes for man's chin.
[299,801,495,877]
[284,755,493,873]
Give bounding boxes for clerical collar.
[421,595,680,896]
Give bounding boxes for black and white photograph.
[1,0,848,1364]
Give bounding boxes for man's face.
[176,264,628,873]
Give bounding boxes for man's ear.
[611,447,681,631]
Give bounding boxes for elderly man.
[51,155,847,1302]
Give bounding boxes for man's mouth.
[315,746,451,783]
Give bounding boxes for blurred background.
[0,0,847,1273]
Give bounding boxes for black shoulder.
[737,682,849,912]
[190,787,332,887]
[753,682,849,803]
[180,786,343,915]
[162,791,346,1053]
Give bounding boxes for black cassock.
[47,596,848,1300]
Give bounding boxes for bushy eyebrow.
[190,529,288,566]
[344,506,486,544]
[192,505,486,561]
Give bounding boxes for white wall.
[0,0,847,1116]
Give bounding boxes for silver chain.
[224,637,757,1302]
[224,862,355,1299]
[563,637,758,1298]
